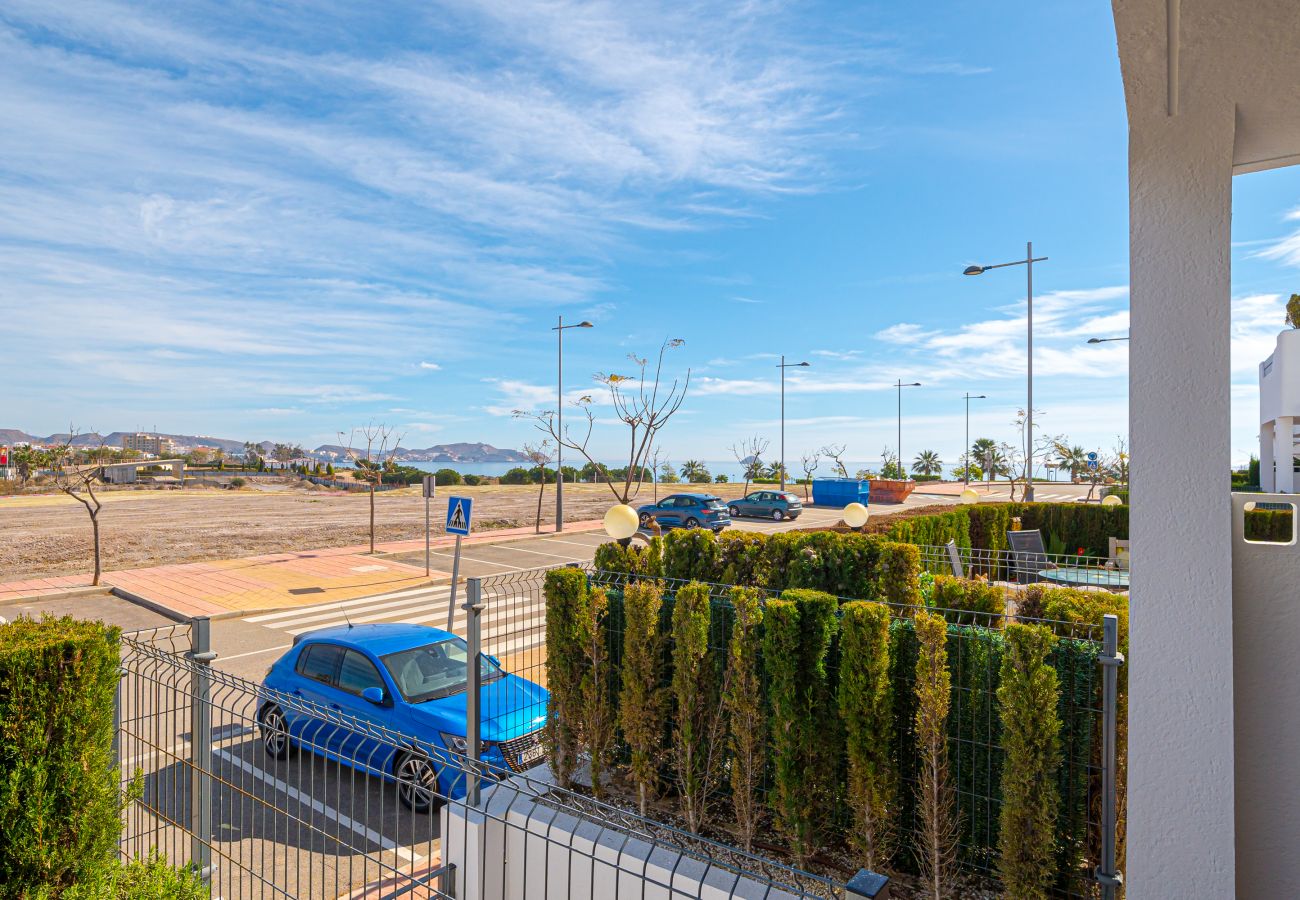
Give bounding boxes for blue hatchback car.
[636,492,731,531]
[258,623,548,812]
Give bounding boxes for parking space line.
[534,537,605,548]
[426,550,527,570]
[247,586,443,623]
[212,748,423,864]
[486,544,585,560]
[220,644,292,662]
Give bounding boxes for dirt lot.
[0,478,838,580]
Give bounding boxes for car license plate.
[519,742,544,767]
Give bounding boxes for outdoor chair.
[1006,528,1052,584]
[1109,537,1130,570]
[945,539,964,578]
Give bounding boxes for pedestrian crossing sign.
[446,496,472,535]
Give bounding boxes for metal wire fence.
[540,566,1119,898]
[117,603,852,899]
[913,542,1129,589]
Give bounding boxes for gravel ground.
[0,478,837,580]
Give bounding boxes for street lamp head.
[963,265,986,276]
[1087,337,1102,344]
[906,382,921,387]
[797,361,810,367]
[577,321,594,328]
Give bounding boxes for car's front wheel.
[258,704,291,760]
[772,509,785,521]
[728,505,740,518]
[395,752,441,813]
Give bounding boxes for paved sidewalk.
[0,520,603,618]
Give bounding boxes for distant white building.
[122,432,174,456]
[1258,329,1300,492]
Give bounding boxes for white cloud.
[419,361,441,371]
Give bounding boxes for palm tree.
[912,449,943,476]
[1054,443,1088,480]
[679,459,711,483]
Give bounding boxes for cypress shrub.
[593,537,663,577]
[716,531,767,586]
[764,589,838,864]
[949,624,1003,867]
[1042,587,1128,882]
[879,541,923,607]
[662,529,722,582]
[0,616,124,896]
[619,580,667,815]
[755,531,803,592]
[789,531,886,598]
[998,624,1062,899]
[931,575,1006,626]
[913,611,959,899]
[543,567,589,787]
[724,587,765,851]
[839,601,896,870]
[581,586,616,799]
[671,581,724,833]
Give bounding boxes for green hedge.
[625,528,920,603]
[0,617,205,899]
[884,501,1129,560]
[1245,508,1294,542]
[564,576,1114,886]
[0,616,123,895]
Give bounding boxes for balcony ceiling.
[1113,0,1300,174]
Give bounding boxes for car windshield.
[381,637,502,703]
[704,499,726,509]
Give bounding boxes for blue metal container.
[811,477,871,508]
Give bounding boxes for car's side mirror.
[362,686,387,705]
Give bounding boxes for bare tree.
[649,444,668,502]
[730,435,770,495]
[799,452,820,501]
[1111,435,1129,486]
[48,429,109,586]
[1001,409,1062,502]
[517,338,690,504]
[339,423,404,553]
[821,443,849,478]
[523,440,555,534]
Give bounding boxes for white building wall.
[1125,97,1237,897]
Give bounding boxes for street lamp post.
[552,316,593,533]
[963,392,987,486]
[895,380,921,479]
[777,356,810,491]
[963,242,1048,500]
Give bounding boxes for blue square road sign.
[446,496,473,535]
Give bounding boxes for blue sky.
[2,1,1298,468]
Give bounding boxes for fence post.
[188,616,217,882]
[465,577,484,806]
[1095,613,1124,899]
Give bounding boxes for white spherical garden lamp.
[604,504,640,544]
[959,488,980,505]
[1101,494,1123,507]
[843,502,869,531]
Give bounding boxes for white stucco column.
[1260,422,1276,491]
[1127,99,1236,896]
[1273,416,1294,492]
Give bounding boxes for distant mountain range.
[0,429,529,463]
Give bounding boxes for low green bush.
[593,537,662,578]
[930,575,1006,625]
[662,529,721,582]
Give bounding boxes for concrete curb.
[0,584,111,607]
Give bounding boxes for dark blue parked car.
[727,489,804,521]
[258,623,548,812]
[636,492,731,531]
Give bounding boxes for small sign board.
[446,496,473,536]
[1086,451,1099,462]
[422,474,437,499]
